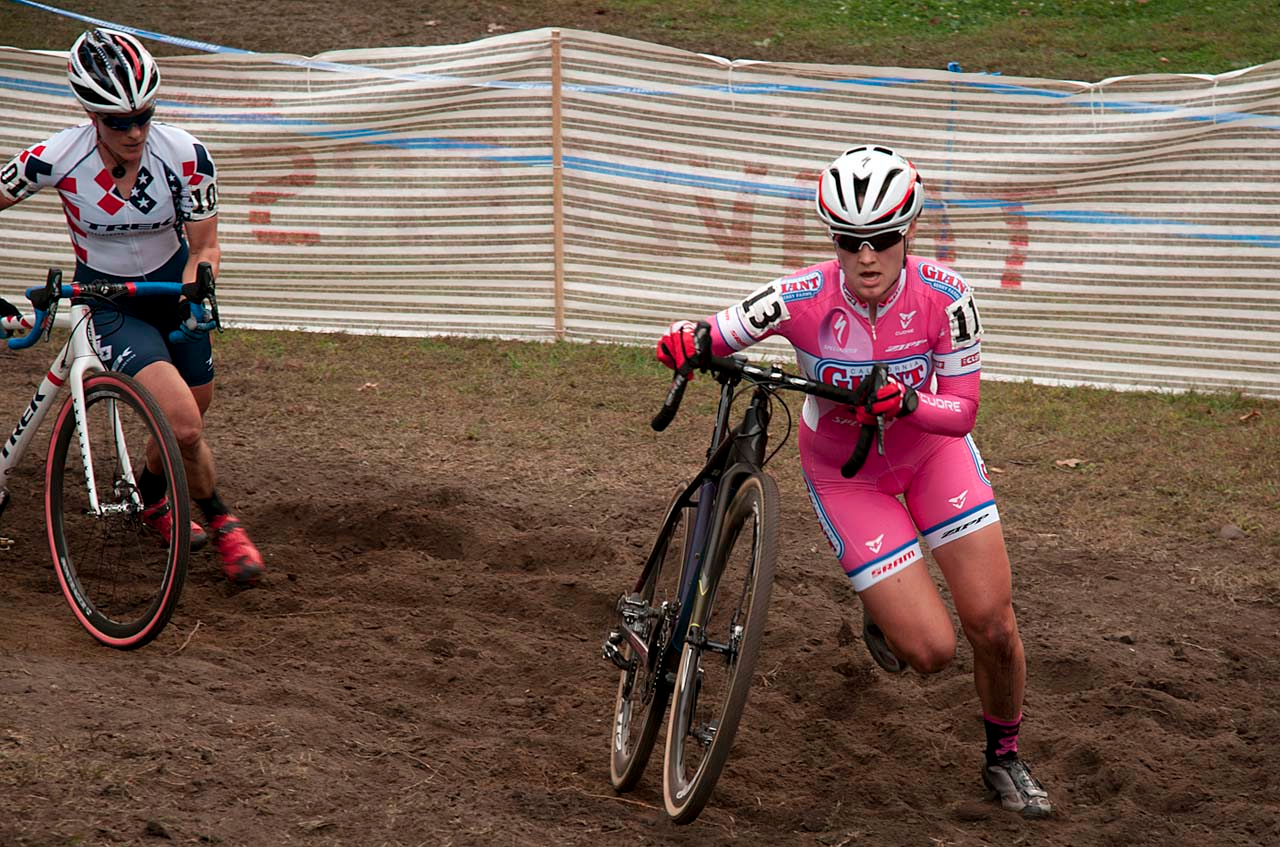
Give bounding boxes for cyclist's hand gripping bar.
[167,262,221,345]
[5,268,62,351]
[183,261,219,315]
[0,290,32,342]
[651,320,711,432]
[840,362,889,479]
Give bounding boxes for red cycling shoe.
[209,514,265,585]
[140,497,209,551]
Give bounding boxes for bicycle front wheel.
[45,372,190,649]
[609,485,695,792]
[663,472,778,823]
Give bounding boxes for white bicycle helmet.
[67,28,160,113]
[815,145,924,235]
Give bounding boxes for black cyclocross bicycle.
[602,320,890,824]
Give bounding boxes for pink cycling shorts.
[800,426,999,593]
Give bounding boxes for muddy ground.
[1,330,1277,847]
[2,4,1279,845]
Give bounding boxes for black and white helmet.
[67,28,160,113]
[815,145,924,235]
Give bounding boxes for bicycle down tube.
[619,371,743,670]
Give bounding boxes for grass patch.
[604,0,1280,76]
[4,1,1278,77]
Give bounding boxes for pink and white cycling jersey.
[0,122,218,276]
[703,255,996,592]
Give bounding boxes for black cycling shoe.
[862,611,906,673]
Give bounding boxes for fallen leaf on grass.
[1054,458,1085,468]
[1239,409,1262,422]
[989,466,1005,474]
[358,382,379,391]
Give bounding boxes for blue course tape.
[8,0,1279,248]
[9,0,252,54]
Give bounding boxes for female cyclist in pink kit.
[656,146,1051,817]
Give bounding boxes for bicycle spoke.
[663,473,778,824]
[47,374,188,649]
[608,485,694,791]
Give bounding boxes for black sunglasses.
[99,106,155,132]
[832,229,905,253]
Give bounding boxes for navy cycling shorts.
[77,248,216,388]
[88,310,215,387]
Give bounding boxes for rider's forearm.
[903,371,980,436]
[184,243,221,284]
[182,216,221,284]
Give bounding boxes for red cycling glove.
[855,376,918,425]
[655,320,699,373]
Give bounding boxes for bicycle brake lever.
[207,292,222,332]
[42,300,59,341]
[39,268,61,341]
[184,262,222,332]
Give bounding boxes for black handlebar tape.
[841,422,877,478]
[807,382,862,405]
[651,370,690,432]
[840,362,889,478]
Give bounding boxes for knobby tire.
[45,372,189,649]
[609,485,695,791]
[662,472,779,824]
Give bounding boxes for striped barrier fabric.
[1,28,1277,397]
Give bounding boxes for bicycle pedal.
[602,635,636,671]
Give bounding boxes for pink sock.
[983,712,1022,762]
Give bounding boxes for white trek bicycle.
[1,263,219,649]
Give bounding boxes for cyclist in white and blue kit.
[0,29,264,584]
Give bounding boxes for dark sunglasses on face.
[99,106,155,132]
[832,229,905,253]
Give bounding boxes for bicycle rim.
[46,373,189,649]
[663,472,778,823]
[609,485,695,791]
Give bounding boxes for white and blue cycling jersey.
[0,121,218,278]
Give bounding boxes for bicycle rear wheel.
[663,471,778,823]
[608,485,696,791]
[45,372,189,649]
